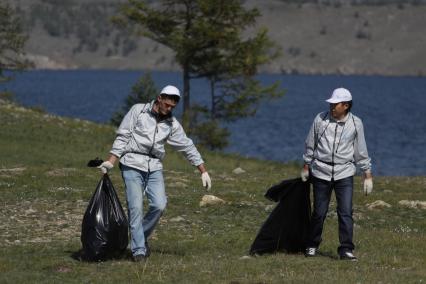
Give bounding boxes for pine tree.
[0,3,30,83]
[114,0,283,149]
[110,72,158,126]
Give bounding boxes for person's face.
[329,102,349,120]
[157,96,177,116]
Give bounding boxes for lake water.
[2,70,425,176]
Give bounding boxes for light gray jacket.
[303,111,372,181]
[110,101,204,172]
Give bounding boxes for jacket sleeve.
[303,115,319,165]
[353,118,372,172]
[110,104,142,158]
[167,119,204,166]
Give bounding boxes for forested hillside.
[7,0,426,75]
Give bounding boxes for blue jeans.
[307,176,354,254]
[121,164,167,256]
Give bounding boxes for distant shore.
[13,1,426,77]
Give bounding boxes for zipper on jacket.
[331,123,338,179]
[148,122,158,157]
[145,120,159,177]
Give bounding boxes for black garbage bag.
[249,178,311,255]
[81,174,128,261]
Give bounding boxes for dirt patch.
[0,199,87,247]
[45,168,77,177]
[0,167,26,177]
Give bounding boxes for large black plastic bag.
[81,174,128,261]
[249,178,311,255]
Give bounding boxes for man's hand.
[363,178,373,195]
[201,172,211,190]
[301,164,309,182]
[363,170,373,195]
[98,161,114,174]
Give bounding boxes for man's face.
[329,102,349,120]
[157,96,177,116]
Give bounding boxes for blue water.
[2,70,426,176]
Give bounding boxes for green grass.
[0,101,425,283]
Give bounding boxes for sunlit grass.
[0,101,425,283]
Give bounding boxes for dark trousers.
[307,176,354,254]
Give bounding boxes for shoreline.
[19,68,426,78]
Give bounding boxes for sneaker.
[132,254,147,263]
[340,251,358,261]
[305,247,317,257]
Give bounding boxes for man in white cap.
[99,85,211,262]
[301,87,372,261]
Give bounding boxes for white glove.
[363,178,373,195]
[98,161,113,174]
[301,168,309,182]
[201,172,211,190]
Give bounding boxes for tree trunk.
[182,64,191,131]
[210,79,215,119]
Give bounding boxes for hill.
[7,0,426,76]
[0,100,425,282]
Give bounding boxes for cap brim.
[326,98,340,103]
[160,93,180,97]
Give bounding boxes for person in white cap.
[99,85,211,262]
[301,87,372,261]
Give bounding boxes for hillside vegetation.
[7,0,426,75]
[0,101,425,282]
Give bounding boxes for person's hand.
[301,165,309,182]
[201,172,211,190]
[363,178,373,195]
[98,161,113,174]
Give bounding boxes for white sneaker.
[305,247,317,257]
[340,251,358,261]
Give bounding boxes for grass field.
[0,101,425,283]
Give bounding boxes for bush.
[191,120,230,150]
[110,73,158,126]
[0,91,15,102]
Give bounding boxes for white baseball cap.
[160,85,181,97]
[326,88,352,103]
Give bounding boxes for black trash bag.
[81,174,128,261]
[249,178,311,255]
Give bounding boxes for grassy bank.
[0,102,425,283]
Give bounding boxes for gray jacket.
[110,101,204,172]
[303,111,372,181]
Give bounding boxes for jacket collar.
[149,100,174,123]
[329,112,350,123]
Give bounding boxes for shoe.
[340,251,358,261]
[305,247,317,257]
[145,242,151,257]
[132,254,147,263]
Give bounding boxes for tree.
[110,72,158,126]
[114,0,283,149]
[0,3,30,83]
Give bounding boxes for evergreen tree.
[0,3,30,83]
[114,0,283,149]
[110,72,158,126]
